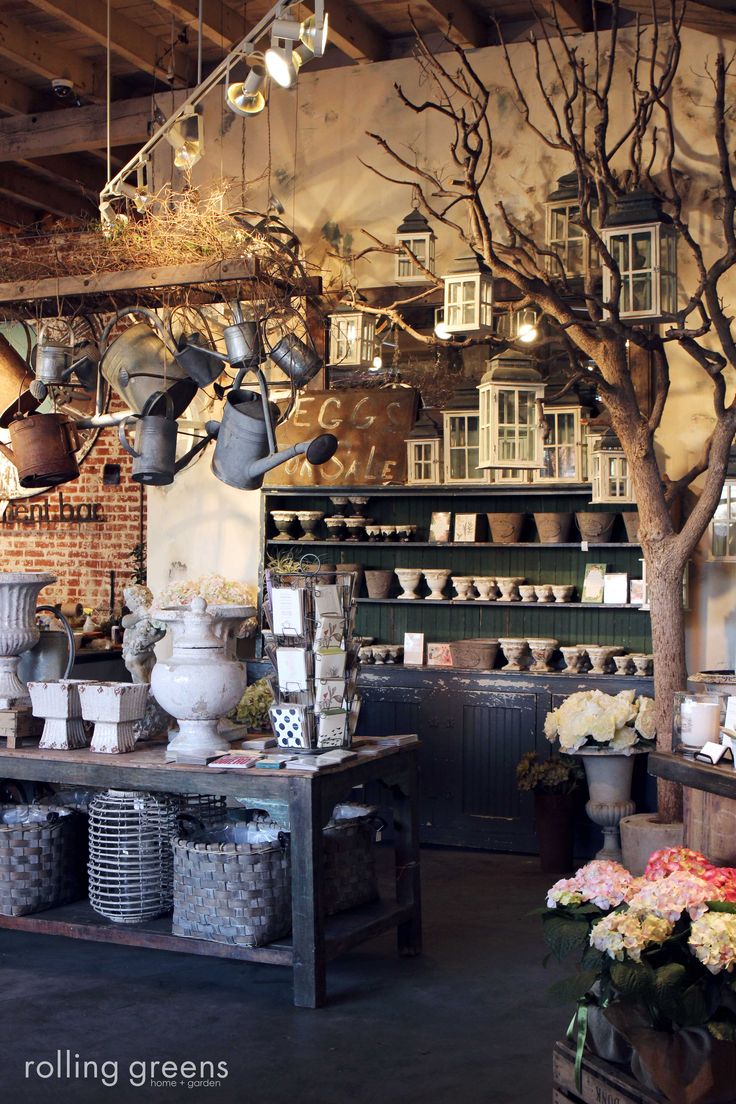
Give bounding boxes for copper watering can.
[100,308,197,418]
[0,330,40,428]
[0,411,80,488]
[118,391,179,486]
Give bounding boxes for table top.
[649,750,736,800]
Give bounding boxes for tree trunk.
[643,543,687,824]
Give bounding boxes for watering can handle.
[118,414,141,459]
[63,419,80,455]
[140,390,175,420]
[38,319,73,347]
[35,605,76,679]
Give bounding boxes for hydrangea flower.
[689,912,736,974]
[547,860,634,910]
[644,848,736,903]
[626,870,718,922]
[544,690,654,753]
[590,908,674,961]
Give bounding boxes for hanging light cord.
[106,0,111,182]
[197,0,203,84]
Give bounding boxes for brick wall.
[0,424,145,614]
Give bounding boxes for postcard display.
[262,571,361,752]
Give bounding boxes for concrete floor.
[0,850,566,1104]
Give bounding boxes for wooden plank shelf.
[357,598,642,609]
[266,484,598,497]
[266,540,641,549]
[649,750,736,800]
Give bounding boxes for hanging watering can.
[177,302,265,386]
[17,605,75,684]
[268,333,322,387]
[0,330,39,428]
[31,320,100,401]
[100,308,197,418]
[118,391,178,486]
[0,411,80,488]
[206,387,337,491]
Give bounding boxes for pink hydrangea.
[547,860,634,911]
[627,870,719,922]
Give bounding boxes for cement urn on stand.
[0,572,56,708]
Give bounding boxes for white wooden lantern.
[328,307,376,366]
[442,385,491,485]
[442,254,493,334]
[601,190,678,320]
[589,426,635,504]
[544,171,596,277]
[534,403,587,483]
[710,449,736,560]
[406,411,442,485]
[395,206,436,284]
[478,352,545,469]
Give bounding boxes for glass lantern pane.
[632,274,652,313]
[631,232,652,271]
[450,449,466,479]
[611,235,629,270]
[620,277,632,315]
[567,239,584,274]
[517,428,533,462]
[541,447,555,478]
[468,446,480,475]
[449,416,467,448]
[558,412,575,443]
[551,209,567,242]
[398,255,412,278]
[467,416,479,446]
[498,390,515,426]
[558,444,576,478]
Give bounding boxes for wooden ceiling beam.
[0,11,101,99]
[0,196,39,227]
[17,156,104,196]
[0,166,94,219]
[302,0,387,62]
[535,0,592,30]
[150,0,246,51]
[0,97,156,160]
[417,0,489,47]
[0,73,43,116]
[609,0,736,37]
[25,0,192,86]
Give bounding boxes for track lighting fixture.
[165,106,204,170]
[265,21,302,89]
[226,60,267,116]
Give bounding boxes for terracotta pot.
[534,792,576,874]
[487,512,524,544]
[575,511,617,542]
[534,512,573,544]
[449,639,499,670]
[340,563,364,595]
[364,569,394,599]
[622,511,640,542]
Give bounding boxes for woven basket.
[0,804,81,916]
[324,815,380,915]
[172,833,291,947]
[178,794,227,832]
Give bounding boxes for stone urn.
[613,655,633,676]
[487,512,525,544]
[528,638,558,673]
[499,637,529,672]
[28,678,87,750]
[519,585,537,603]
[534,512,574,544]
[424,568,450,600]
[586,644,617,675]
[78,681,150,754]
[364,569,395,599]
[560,646,586,674]
[497,576,523,601]
[552,585,574,603]
[0,572,56,709]
[395,568,423,600]
[572,748,647,862]
[451,575,476,601]
[270,510,296,541]
[534,583,554,603]
[295,510,324,540]
[151,597,254,763]
[575,512,617,543]
[474,577,497,600]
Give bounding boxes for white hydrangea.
[544,690,655,754]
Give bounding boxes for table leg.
[393,757,422,957]
[288,776,327,1008]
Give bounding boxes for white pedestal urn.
[151,597,254,764]
[78,681,150,753]
[28,678,88,749]
[575,748,646,863]
[0,572,56,709]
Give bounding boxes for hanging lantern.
[395,201,436,284]
[442,254,493,334]
[589,426,635,504]
[441,384,491,485]
[544,171,596,277]
[327,306,376,367]
[601,189,678,320]
[477,352,545,469]
[405,410,442,485]
[710,446,736,560]
[534,400,590,483]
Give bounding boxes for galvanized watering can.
[100,308,197,418]
[0,411,80,488]
[205,387,337,490]
[176,301,265,388]
[32,319,99,399]
[118,391,178,486]
[17,606,75,684]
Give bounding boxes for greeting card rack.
[262,569,361,753]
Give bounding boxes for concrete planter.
[620,812,684,875]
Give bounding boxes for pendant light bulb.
[226,62,267,116]
[434,308,451,341]
[165,107,204,170]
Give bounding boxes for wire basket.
[88,789,179,925]
[178,794,228,832]
[0,804,81,917]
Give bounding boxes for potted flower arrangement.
[233,677,273,731]
[541,849,736,1103]
[544,690,656,862]
[516,752,584,874]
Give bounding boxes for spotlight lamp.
[300,12,329,57]
[265,19,302,88]
[165,107,204,170]
[226,59,267,116]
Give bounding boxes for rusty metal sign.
[265,386,418,486]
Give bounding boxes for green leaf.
[705,900,736,914]
[543,914,592,962]
[581,945,606,972]
[677,984,710,1027]
[547,971,599,1006]
[654,962,687,996]
[610,960,654,998]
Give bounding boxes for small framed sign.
[453,513,478,543]
[629,578,645,606]
[403,632,425,666]
[429,511,452,543]
[427,642,453,667]
[581,563,607,604]
[603,572,629,605]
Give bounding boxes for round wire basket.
[88,789,179,924]
[178,794,227,832]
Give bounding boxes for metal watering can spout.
[245,434,338,482]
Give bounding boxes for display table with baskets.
[0,739,421,1008]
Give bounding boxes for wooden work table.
[649,751,736,863]
[0,741,422,1008]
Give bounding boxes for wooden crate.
[553,1041,663,1104]
[0,709,42,749]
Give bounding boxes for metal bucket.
[101,323,197,418]
[0,412,80,488]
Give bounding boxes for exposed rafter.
[535,0,592,30]
[25,0,192,86]
[0,72,42,116]
[150,0,246,50]
[417,0,489,47]
[0,165,94,219]
[17,156,104,197]
[0,97,164,161]
[0,12,102,100]
[303,0,387,62]
[0,196,39,227]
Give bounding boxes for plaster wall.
[147,27,736,674]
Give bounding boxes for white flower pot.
[575,748,647,862]
[151,597,253,763]
[28,678,88,750]
[78,681,150,754]
[0,572,56,708]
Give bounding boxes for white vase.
[28,678,88,750]
[78,681,150,753]
[575,748,646,863]
[424,569,450,600]
[151,597,254,763]
[395,568,423,599]
[0,572,56,708]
